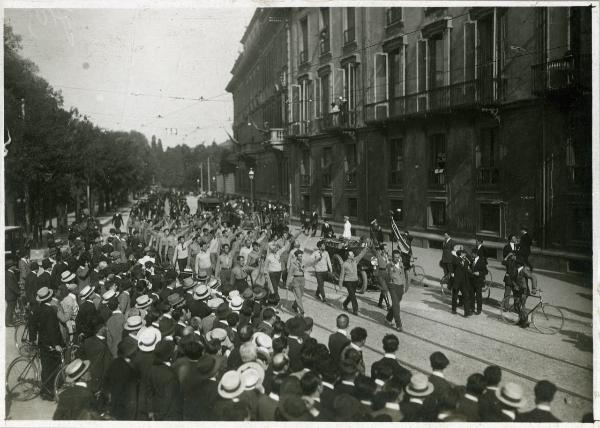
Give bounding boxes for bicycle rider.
[505,255,538,328]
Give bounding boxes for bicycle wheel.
[411,266,425,287]
[53,364,70,401]
[499,296,519,324]
[14,324,35,358]
[532,304,564,334]
[482,272,492,301]
[6,357,40,401]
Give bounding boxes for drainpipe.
[286,13,293,217]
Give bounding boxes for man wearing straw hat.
[401,373,435,422]
[30,286,64,401]
[53,358,94,420]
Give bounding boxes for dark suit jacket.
[400,400,425,422]
[502,243,518,261]
[24,273,39,305]
[193,378,219,421]
[457,395,480,421]
[257,394,278,421]
[256,320,274,337]
[518,233,532,257]
[134,350,156,417]
[441,239,455,264]
[371,356,412,388]
[82,335,113,393]
[53,385,96,420]
[478,388,504,421]
[146,363,182,420]
[471,257,488,283]
[516,407,561,422]
[31,303,63,346]
[429,373,455,411]
[188,299,212,319]
[76,300,98,338]
[334,380,357,397]
[328,332,350,363]
[5,270,20,302]
[37,271,52,291]
[106,357,140,420]
[288,337,304,372]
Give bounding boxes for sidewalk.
[291,227,593,327]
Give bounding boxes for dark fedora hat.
[197,355,222,379]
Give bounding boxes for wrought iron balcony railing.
[365,78,498,122]
[476,167,499,187]
[429,169,447,188]
[320,110,357,131]
[531,54,591,95]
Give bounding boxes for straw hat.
[238,361,265,391]
[65,359,91,382]
[495,382,525,408]
[124,315,143,331]
[60,271,76,283]
[36,287,53,303]
[193,284,211,300]
[138,328,161,352]
[405,373,434,397]
[218,370,246,399]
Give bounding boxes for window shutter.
[464,22,477,81]
[292,84,300,122]
[315,78,321,118]
[417,39,428,92]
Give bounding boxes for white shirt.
[239,246,251,262]
[195,251,212,270]
[343,220,352,239]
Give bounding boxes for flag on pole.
[390,214,410,254]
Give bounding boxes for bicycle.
[408,257,426,287]
[499,289,564,334]
[6,342,80,404]
[13,304,36,358]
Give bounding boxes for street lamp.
[248,168,255,212]
[196,178,200,194]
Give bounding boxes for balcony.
[299,50,309,65]
[429,169,447,189]
[287,121,309,137]
[476,167,499,188]
[531,54,591,96]
[300,174,311,187]
[365,79,498,123]
[269,128,285,143]
[320,110,357,131]
[343,27,355,45]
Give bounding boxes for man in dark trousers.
[440,232,455,276]
[517,380,561,422]
[451,250,473,317]
[470,248,488,315]
[328,314,350,363]
[30,287,64,400]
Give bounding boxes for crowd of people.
[4,192,588,421]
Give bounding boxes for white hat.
[102,289,119,303]
[229,295,244,312]
[61,271,76,283]
[238,361,265,391]
[217,370,245,399]
[495,382,525,408]
[193,284,211,300]
[138,328,161,352]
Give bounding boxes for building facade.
[228,6,592,270]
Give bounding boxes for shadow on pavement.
[559,329,593,353]
[557,306,592,320]
[531,269,591,288]
[576,292,592,301]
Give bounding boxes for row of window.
[301,194,504,235]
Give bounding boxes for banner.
[390,215,410,254]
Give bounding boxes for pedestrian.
[428,351,455,413]
[81,322,112,396]
[457,373,486,421]
[320,217,334,239]
[105,339,140,420]
[470,247,487,315]
[517,380,561,422]
[374,245,390,310]
[215,243,233,291]
[371,334,412,389]
[440,232,455,276]
[147,341,182,420]
[492,382,525,421]
[451,249,473,317]
[53,359,96,420]
[286,250,305,315]
[342,216,352,239]
[517,226,532,269]
[383,250,405,331]
[312,240,332,303]
[401,373,435,422]
[30,287,64,401]
[340,327,367,376]
[370,219,384,245]
[338,242,370,315]
[172,235,193,273]
[327,314,350,363]
[478,365,503,421]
